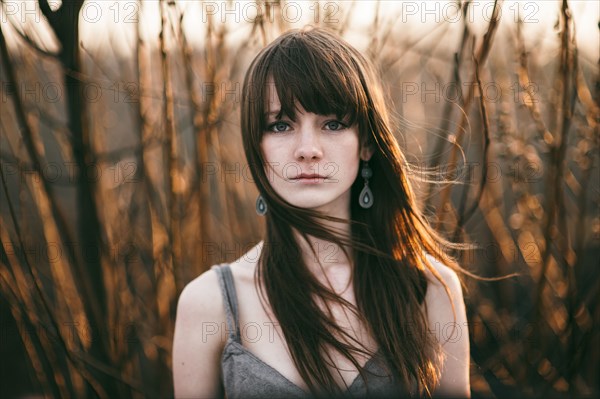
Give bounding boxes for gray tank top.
[212,263,414,398]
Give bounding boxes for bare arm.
[425,257,471,398]
[173,269,225,398]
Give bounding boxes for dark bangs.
[261,33,370,128]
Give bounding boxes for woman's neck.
[291,214,353,285]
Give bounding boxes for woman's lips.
[291,174,326,183]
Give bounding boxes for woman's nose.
[294,126,323,160]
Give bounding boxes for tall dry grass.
[0,0,598,398]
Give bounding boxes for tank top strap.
[211,263,241,342]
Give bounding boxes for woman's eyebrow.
[265,110,288,119]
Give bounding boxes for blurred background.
[0,0,598,397]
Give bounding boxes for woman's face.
[260,82,372,216]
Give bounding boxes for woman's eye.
[269,122,290,132]
[324,121,346,131]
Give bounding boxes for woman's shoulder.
[422,257,471,396]
[423,253,462,291]
[422,253,466,321]
[176,267,225,323]
[179,241,262,307]
[177,240,264,316]
[173,267,229,398]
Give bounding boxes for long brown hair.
[241,27,464,397]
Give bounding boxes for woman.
[173,27,470,398]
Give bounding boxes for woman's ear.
[360,144,374,161]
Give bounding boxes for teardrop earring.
[359,161,374,209]
[256,194,268,215]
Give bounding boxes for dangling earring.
[359,161,374,209]
[256,194,268,215]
